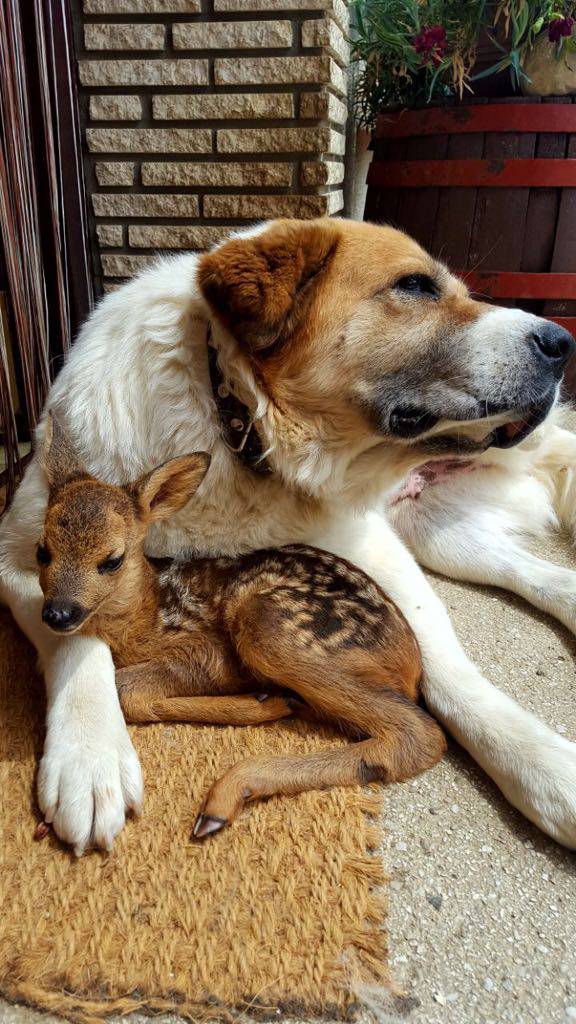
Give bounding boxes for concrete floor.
[1,535,575,1024]
[383,536,576,1024]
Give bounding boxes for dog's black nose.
[529,322,575,369]
[42,600,85,631]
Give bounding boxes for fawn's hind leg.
[194,711,445,837]
[116,662,295,725]
[194,604,445,836]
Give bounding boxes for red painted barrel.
[364,96,576,394]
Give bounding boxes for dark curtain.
[0,0,93,509]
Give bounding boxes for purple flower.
[548,16,574,43]
[413,24,448,64]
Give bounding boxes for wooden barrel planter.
[364,96,576,393]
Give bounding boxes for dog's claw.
[192,813,227,839]
[33,820,51,841]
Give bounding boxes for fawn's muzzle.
[42,599,87,633]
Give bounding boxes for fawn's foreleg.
[116,661,295,725]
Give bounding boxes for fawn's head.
[38,414,210,634]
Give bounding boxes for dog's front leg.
[309,509,576,849]
[0,459,143,855]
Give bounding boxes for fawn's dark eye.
[36,543,51,566]
[394,274,439,299]
[97,553,125,575]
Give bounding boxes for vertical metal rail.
[0,0,93,512]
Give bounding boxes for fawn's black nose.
[42,600,85,632]
[529,322,575,373]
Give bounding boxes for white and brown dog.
[1,217,576,855]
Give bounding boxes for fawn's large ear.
[41,412,85,489]
[197,219,340,353]
[132,453,211,523]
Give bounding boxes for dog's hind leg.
[531,417,576,542]
[391,483,576,635]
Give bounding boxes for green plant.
[352,0,576,128]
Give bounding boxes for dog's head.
[199,218,574,493]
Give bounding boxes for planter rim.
[374,99,576,138]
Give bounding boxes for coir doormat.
[0,609,389,1024]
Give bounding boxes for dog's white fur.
[2,224,576,854]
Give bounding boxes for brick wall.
[73,0,349,295]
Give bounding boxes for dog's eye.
[395,274,439,299]
[98,553,125,575]
[36,543,51,566]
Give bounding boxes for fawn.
[37,415,446,839]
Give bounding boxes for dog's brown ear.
[41,412,86,490]
[198,219,340,352]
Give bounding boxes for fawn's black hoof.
[192,813,227,839]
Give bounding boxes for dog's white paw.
[493,732,576,849]
[38,724,143,856]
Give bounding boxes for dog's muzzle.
[389,393,557,451]
[388,319,576,451]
